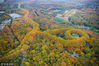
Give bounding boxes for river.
[0,13,22,30]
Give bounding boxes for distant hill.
[0,0,99,9]
[0,0,4,3]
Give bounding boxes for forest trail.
[0,8,89,61]
[0,8,40,61]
